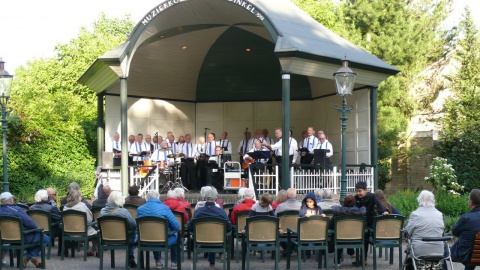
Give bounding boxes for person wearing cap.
[352,181,388,267]
[0,191,50,268]
[188,188,231,270]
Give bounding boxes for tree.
[294,0,451,188]
[440,8,480,191]
[4,14,135,201]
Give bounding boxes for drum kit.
[151,147,189,193]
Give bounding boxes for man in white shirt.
[262,129,275,145]
[129,133,150,162]
[167,134,178,153]
[196,136,208,188]
[219,132,232,154]
[301,127,319,165]
[145,134,154,152]
[112,132,121,158]
[205,133,218,157]
[237,131,253,164]
[314,132,333,168]
[151,140,174,165]
[289,130,299,164]
[180,134,197,189]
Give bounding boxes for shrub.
[424,157,464,195]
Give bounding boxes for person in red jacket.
[230,188,255,224]
[163,190,188,224]
[173,188,191,212]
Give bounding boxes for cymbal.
[167,153,185,159]
[158,147,173,152]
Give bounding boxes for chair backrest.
[97,215,128,242]
[373,215,405,241]
[236,211,250,234]
[61,209,87,234]
[298,216,329,242]
[323,209,333,219]
[192,217,227,244]
[277,210,299,232]
[91,206,102,221]
[27,209,51,233]
[172,210,184,229]
[247,216,279,243]
[17,204,29,212]
[334,215,365,241]
[469,232,480,265]
[0,215,23,242]
[136,216,168,243]
[223,203,234,216]
[123,204,138,219]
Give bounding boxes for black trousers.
[181,160,196,188]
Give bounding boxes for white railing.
[249,165,279,196]
[129,166,159,196]
[291,166,374,194]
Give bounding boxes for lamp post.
[0,58,13,192]
[333,57,356,204]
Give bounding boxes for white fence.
[249,165,374,195]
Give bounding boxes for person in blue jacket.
[0,192,50,268]
[137,190,180,269]
[450,189,480,269]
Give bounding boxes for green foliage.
[388,190,419,218]
[439,8,480,192]
[2,14,135,202]
[424,157,463,195]
[389,190,469,233]
[294,0,451,187]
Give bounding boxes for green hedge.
[388,190,470,233]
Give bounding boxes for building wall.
[105,89,371,165]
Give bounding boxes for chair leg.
[83,239,88,261]
[361,246,365,270]
[111,249,115,268]
[398,246,402,270]
[125,248,129,270]
[40,233,46,269]
[193,249,197,270]
[60,237,65,260]
[298,248,302,270]
[373,245,377,270]
[99,246,104,270]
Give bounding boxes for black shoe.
[128,255,137,268]
[352,260,368,267]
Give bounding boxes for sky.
[1,0,479,75]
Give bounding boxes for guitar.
[242,158,255,169]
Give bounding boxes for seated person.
[63,189,98,256]
[99,191,138,268]
[60,182,92,210]
[163,190,188,224]
[92,184,111,208]
[137,191,180,269]
[187,188,231,270]
[195,186,221,210]
[230,188,255,224]
[450,189,480,269]
[272,189,287,211]
[29,189,61,237]
[124,185,146,206]
[249,193,274,217]
[405,190,444,259]
[330,195,366,264]
[0,192,50,268]
[299,192,326,218]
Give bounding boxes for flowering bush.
[424,157,464,195]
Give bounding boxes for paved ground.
[2,240,465,269]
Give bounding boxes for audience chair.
[286,216,330,269]
[243,216,280,270]
[16,204,29,212]
[0,215,46,270]
[97,215,136,270]
[123,203,139,219]
[172,210,187,262]
[233,211,249,263]
[277,210,300,260]
[333,215,366,270]
[91,206,102,222]
[60,210,97,261]
[191,216,231,270]
[136,216,181,270]
[369,215,405,270]
[27,209,60,259]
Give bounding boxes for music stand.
[245,151,270,161]
[314,149,329,170]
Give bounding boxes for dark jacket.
[29,201,61,221]
[124,195,146,207]
[330,205,366,230]
[0,203,39,243]
[188,201,231,232]
[355,192,386,227]
[299,192,324,217]
[451,206,480,263]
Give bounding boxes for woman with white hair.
[99,191,138,268]
[30,189,61,222]
[405,190,445,257]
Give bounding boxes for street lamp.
[0,58,13,192]
[333,57,356,204]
